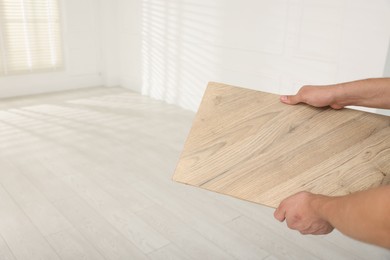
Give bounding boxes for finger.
[300,230,313,235]
[312,225,334,235]
[301,227,326,235]
[286,217,299,230]
[330,104,344,110]
[299,226,314,235]
[280,95,301,105]
[274,206,286,222]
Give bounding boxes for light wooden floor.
[0,87,388,260]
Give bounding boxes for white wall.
[98,0,121,87]
[1,0,389,112]
[384,40,390,77]
[118,0,390,112]
[118,0,143,92]
[378,41,390,115]
[0,0,103,99]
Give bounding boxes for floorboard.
[173,82,390,208]
[0,86,388,259]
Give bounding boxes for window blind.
[0,0,63,76]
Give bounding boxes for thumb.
[280,95,301,105]
[274,206,286,222]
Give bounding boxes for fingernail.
[280,96,288,102]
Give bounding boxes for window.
[0,0,63,76]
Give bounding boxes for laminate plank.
[20,200,73,237]
[147,244,192,260]
[173,82,390,208]
[0,160,48,205]
[263,255,280,260]
[138,176,241,224]
[59,173,169,254]
[225,216,319,259]
[16,159,76,203]
[0,234,16,260]
[46,228,105,260]
[0,160,74,238]
[256,128,390,205]
[134,181,270,260]
[58,157,155,213]
[0,185,60,260]
[215,193,372,259]
[53,196,147,260]
[323,230,390,260]
[137,204,234,259]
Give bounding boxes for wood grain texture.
[173,82,390,208]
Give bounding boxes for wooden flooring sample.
[173,82,390,208]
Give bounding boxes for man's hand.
[274,191,334,235]
[280,78,390,109]
[276,78,390,248]
[280,85,344,109]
